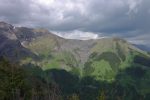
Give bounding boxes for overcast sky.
[0,0,150,46]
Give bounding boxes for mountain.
[0,21,150,78]
[0,22,150,100]
[134,44,150,52]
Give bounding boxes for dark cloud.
[0,0,150,45]
[0,0,31,23]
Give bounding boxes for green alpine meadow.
[0,22,150,100]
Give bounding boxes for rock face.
[0,22,17,40]
[0,22,37,61]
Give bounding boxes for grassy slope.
[23,36,150,82]
[83,38,150,82]
[18,35,150,98]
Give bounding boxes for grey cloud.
[0,0,150,46]
[0,0,31,23]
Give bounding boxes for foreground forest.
[0,56,150,100]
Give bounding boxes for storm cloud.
[0,0,150,45]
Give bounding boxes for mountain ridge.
[0,21,149,68]
[0,21,149,65]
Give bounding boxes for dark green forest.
[0,56,150,100]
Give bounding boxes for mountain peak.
[0,21,14,30]
[0,21,17,40]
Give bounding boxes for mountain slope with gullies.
[0,22,150,99]
[0,22,150,79]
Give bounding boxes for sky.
[0,0,150,46]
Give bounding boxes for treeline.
[0,57,62,100]
[0,57,150,100]
[0,57,29,100]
